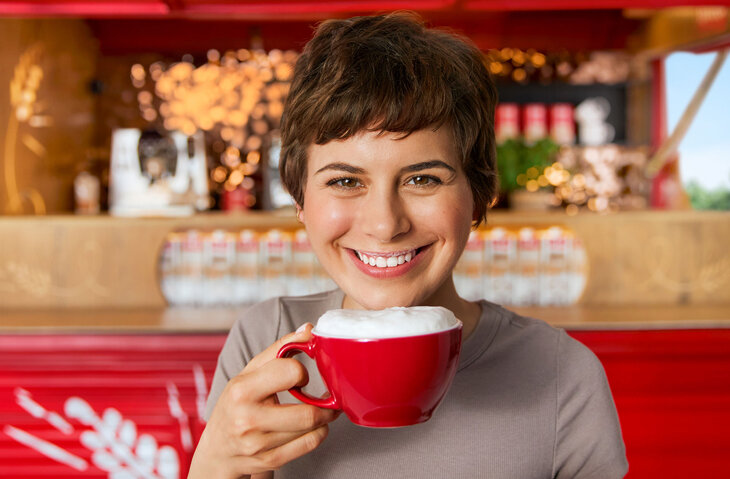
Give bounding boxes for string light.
[131,47,300,196]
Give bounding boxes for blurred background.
[0,2,728,478]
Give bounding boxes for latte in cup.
[278,306,463,427]
[314,306,461,339]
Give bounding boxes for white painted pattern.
[3,363,211,477]
[193,363,208,420]
[66,397,180,479]
[3,424,89,471]
[14,387,74,434]
[167,382,193,452]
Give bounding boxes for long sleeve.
[553,330,628,478]
[204,298,282,421]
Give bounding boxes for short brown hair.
[279,11,498,226]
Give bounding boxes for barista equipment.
[109,128,209,217]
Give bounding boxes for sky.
[666,51,730,190]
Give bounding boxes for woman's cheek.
[305,195,353,240]
[410,191,472,230]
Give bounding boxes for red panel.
[0,0,455,18]
[2,329,730,477]
[180,0,456,17]
[464,0,730,9]
[569,329,730,479]
[0,1,169,17]
[0,334,226,479]
[5,0,730,19]
[87,10,639,55]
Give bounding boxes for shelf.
[497,82,628,143]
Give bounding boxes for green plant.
[685,180,730,210]
[496,138,559,193]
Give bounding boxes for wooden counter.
[0,210,728,328]
[1,303,728,333]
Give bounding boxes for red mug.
[276,323,462,427]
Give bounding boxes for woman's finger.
[232,428,319,458]
[229,356,309,404]
[250,425,330,472]
[244,323,314,372]
[251,403,340,433]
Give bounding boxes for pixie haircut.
[279,11,499,226]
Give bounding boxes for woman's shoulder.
[478,300,603,372]
[479,300,563,343]
[233,289,344,337]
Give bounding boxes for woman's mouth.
[347,244,431,278]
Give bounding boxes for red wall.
[2,329,729,478]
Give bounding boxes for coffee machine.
[109,128,209,217]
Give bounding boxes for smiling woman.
[191,12,628,479]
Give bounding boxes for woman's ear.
[296,204,305,223]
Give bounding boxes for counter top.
[2,304,729,333]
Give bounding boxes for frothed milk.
[314,307,460,339]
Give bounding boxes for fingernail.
[296,323,308,334]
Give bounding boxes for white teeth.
[355,249,417,268]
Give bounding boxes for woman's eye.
[327,177,361,189]
[407,175,441,187]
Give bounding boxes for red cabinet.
[570,329,730,479]
[2,329,730,478]
[0,334,225,478]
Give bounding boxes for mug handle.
[277,340,340,410]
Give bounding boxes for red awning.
[1,0,728,18]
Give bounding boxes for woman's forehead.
[307,127,457,166]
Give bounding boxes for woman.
[190,12,627,479]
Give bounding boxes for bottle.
[202,230,236,307]
[538,226,570,306]
[484,227,517,304]
[291,229,316,297]
[260,229,292,300]
[454,230,483,301]
[513,227,540,306]
[179,230,204,306]
[234,229,260,306]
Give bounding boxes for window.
[666,51,730,209]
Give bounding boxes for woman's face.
[300,127,474,310]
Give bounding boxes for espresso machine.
[109,128,209,217]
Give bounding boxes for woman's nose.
[360,187,411,243]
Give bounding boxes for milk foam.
[314,306,460,339]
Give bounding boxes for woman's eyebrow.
[315,162,366,175]
[401,160,456,173]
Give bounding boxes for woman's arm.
[553,330,628,478]
[188,324,339,479]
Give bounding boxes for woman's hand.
[188,324,340,479]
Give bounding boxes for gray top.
[206,289,628,478]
